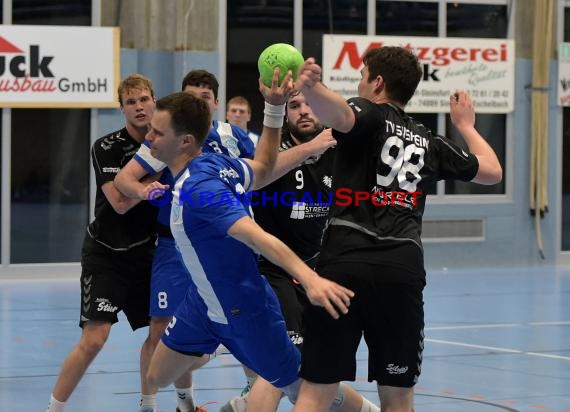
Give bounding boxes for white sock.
[139,393,157,412]
[47,394,65,412]
[175,386,195,412]
[360,396,380,412]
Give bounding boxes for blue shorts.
[162,280,300,388]
[150,237,191,317]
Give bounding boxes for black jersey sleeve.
[433,134,479,182]
[332,97,384,141]
[90,136,123,187]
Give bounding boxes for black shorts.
[79,234,155,331]
[261,264,308,348]
[300,260,425,387]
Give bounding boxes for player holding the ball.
[291,46,502,412]
[142,66,379,412]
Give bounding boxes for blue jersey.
[203,120,255,159]
[156,168,174,226]
[170,153,265,324]
[133,120,255,224]
[133,121,255,174]
[164,153,301,387]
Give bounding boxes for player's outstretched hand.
[295,57,322,90]
[304,275,354,319]
[449,90,476,130]
[259,67,294,106]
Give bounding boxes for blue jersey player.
[115,69,339,411]
[143,74,379,412]
[115,70,255,412]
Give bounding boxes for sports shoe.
[219,396,246,412]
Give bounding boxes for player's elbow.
[112,202,130,215]
[489,164,503,185]
[109,196,133,215]
[473,163,502,185]
[251,171,270,190]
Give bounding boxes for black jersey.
[324,97,478,258]
[253,133,335,267]
[87,128,158,250]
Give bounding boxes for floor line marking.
[427,323,519,330]
[426,338,521,353]
[426,338,570,361]
[426,320,570,331]
[528,321,570,326]
[525,352,570,361]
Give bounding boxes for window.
[225,0,509,197]
[562,4,570,251]
[13,0,90,25]
[303,0,367,61]
[376,1,438,36]
[447,3,508,39]
[562,109,570,250]
[11,109,90,263]
[445,2,508,195]
[227,0,294,134]
[9,0,92,263]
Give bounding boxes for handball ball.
[258,43,304,87]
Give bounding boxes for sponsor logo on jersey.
[219,167,240,182]
[290,202,329,220]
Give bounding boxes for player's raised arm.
[449,90,502,185]
[247,68,293,189]
[295,57,355,133]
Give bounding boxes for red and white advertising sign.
[0,25,120,108]
[322,35,514,113]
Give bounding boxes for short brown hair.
[155,92,211,147]
[117,74,154,106]
[181,70,219,99]
[362,46,422,105]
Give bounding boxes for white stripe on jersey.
[237,159,252,191]
[170,169,228,324]
[135,143,167,173]
[248,130,260,147]
[216,122,241,158]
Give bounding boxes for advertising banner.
[322,35,514,113]
[0,25,120,108]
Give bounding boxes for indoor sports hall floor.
[1,265,569,411]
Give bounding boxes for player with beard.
[235,90,337,399]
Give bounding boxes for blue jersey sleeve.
[133,140,167,174]
[203,121,255,159]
